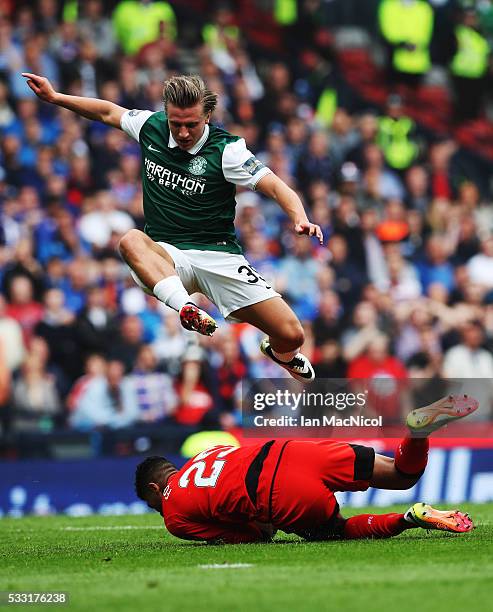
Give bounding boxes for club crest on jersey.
[188,156,207,176]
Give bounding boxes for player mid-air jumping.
[23,72,323,383]
[135,395,477,543]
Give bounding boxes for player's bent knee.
[118,229,148,261]
[395,472,422,490]
[382,466,422,490]
[371,454,422,490]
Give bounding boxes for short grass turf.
[1,503,492,612]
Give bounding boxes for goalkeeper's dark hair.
[134,456,177,499]
[162,75,218,115]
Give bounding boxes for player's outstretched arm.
[22,72,128,128]
[256,173,323,244]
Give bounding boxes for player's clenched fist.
[21,73,58,104]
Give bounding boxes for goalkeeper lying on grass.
[135,395,477,543]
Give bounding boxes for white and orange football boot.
[406,394,479,436]
[404,502,473,533]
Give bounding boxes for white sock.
[153,276,190,312]
[272,348,299,363]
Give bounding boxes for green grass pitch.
[1,503,492,612]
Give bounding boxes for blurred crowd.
[0,0,493,442]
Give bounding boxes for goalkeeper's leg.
[299,506,473,541]
[370,394,479,491]
[340,504,473,539]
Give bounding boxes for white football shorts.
[129,241,281,321]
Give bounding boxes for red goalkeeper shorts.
[255,440,375,536]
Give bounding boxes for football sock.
[343,513,410,539]
[153,276,190,312]
[272,348,299,363]
[394,437,429,477]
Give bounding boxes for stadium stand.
[0,0,492,460]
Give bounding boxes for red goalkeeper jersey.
[161,442,278,543]
[161,440,374,543]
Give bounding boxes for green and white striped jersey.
[120,109,271,254]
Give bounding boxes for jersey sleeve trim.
[251,166,272,190]
[222,138,272,190]
[120,109,155,142]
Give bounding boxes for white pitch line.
[198,563,254,569]
[62,525,162,531]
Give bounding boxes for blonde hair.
[162,75,218,115]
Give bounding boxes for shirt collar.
[168,124,209,154]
